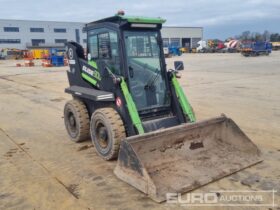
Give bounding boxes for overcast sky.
[1,0,279,39]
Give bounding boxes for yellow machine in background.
[31,49,49,59]
[180,47,189,53]
[271,42,280,50]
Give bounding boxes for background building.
[161,26,203,49]
[0,19,86,49]
[0,19,203,50]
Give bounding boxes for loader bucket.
[114,116,262,202]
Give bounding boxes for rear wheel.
[90,108,125,160]
[64,99,90,142]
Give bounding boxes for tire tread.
[64,99,90,142]
[91,108,125,160]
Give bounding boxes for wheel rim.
[67,110,77,133]
[95,121,109,149]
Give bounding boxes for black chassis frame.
[65,18,187,137]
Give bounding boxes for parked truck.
[196,39,225,53]
[241,41,272,57]
[224,39,241,53]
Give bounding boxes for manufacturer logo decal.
[82,66,101,81]
[68,48,74,59]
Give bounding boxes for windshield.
[124,31,170,111]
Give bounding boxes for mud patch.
[66,184,80,199]
[241,174,260,187]
[257,181,280,194]
[92,176,103,181]
[157,138,186,152]
[31,85,39,89]
[96,181,107,186]
[0,193,12,199]
[159,144,172,152]
[106,193,123,199]
[50,97,65,102]
[77,145,93,151]
[189,141,204,150]
[54,178,80,199]
[0,76,14,82]
[4,148,18,157]
[149,148,156,152]
[142,203,155,208]
[174,140,184,150]
[16,111,26,115]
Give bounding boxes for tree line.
[234,31,280,42]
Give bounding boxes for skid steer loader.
[64,12,262,202]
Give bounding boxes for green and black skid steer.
[64,12,262,202]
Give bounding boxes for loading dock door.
[182,38,191,48]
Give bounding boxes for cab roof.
[87,15,166,26]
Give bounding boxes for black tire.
[90,108,125,160]
[64,99,90,142]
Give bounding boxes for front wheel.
[90,108,126,160]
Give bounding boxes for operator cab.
[85,12,180,119]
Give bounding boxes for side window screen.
[88,34,98,59]
[98,33,110,59]
[87,30,120,75]
[110,32,118,57]
[109,32,120,74]
[125,35,152,57]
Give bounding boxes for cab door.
[87,28,122,91]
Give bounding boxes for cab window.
[88,34,98,58]
[98,33,110,59]
[88,30,121,75]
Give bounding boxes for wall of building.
[0,19,203,50]
[0,19,86,49]
[161,27,203,48]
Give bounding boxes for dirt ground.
[0,52,279,210]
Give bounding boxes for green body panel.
[120,78,145,134]
[171,75,196,122]
[88,60,98,69]
[118,15,166,24]
[81,73,97,85]
[87,60,101,81]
